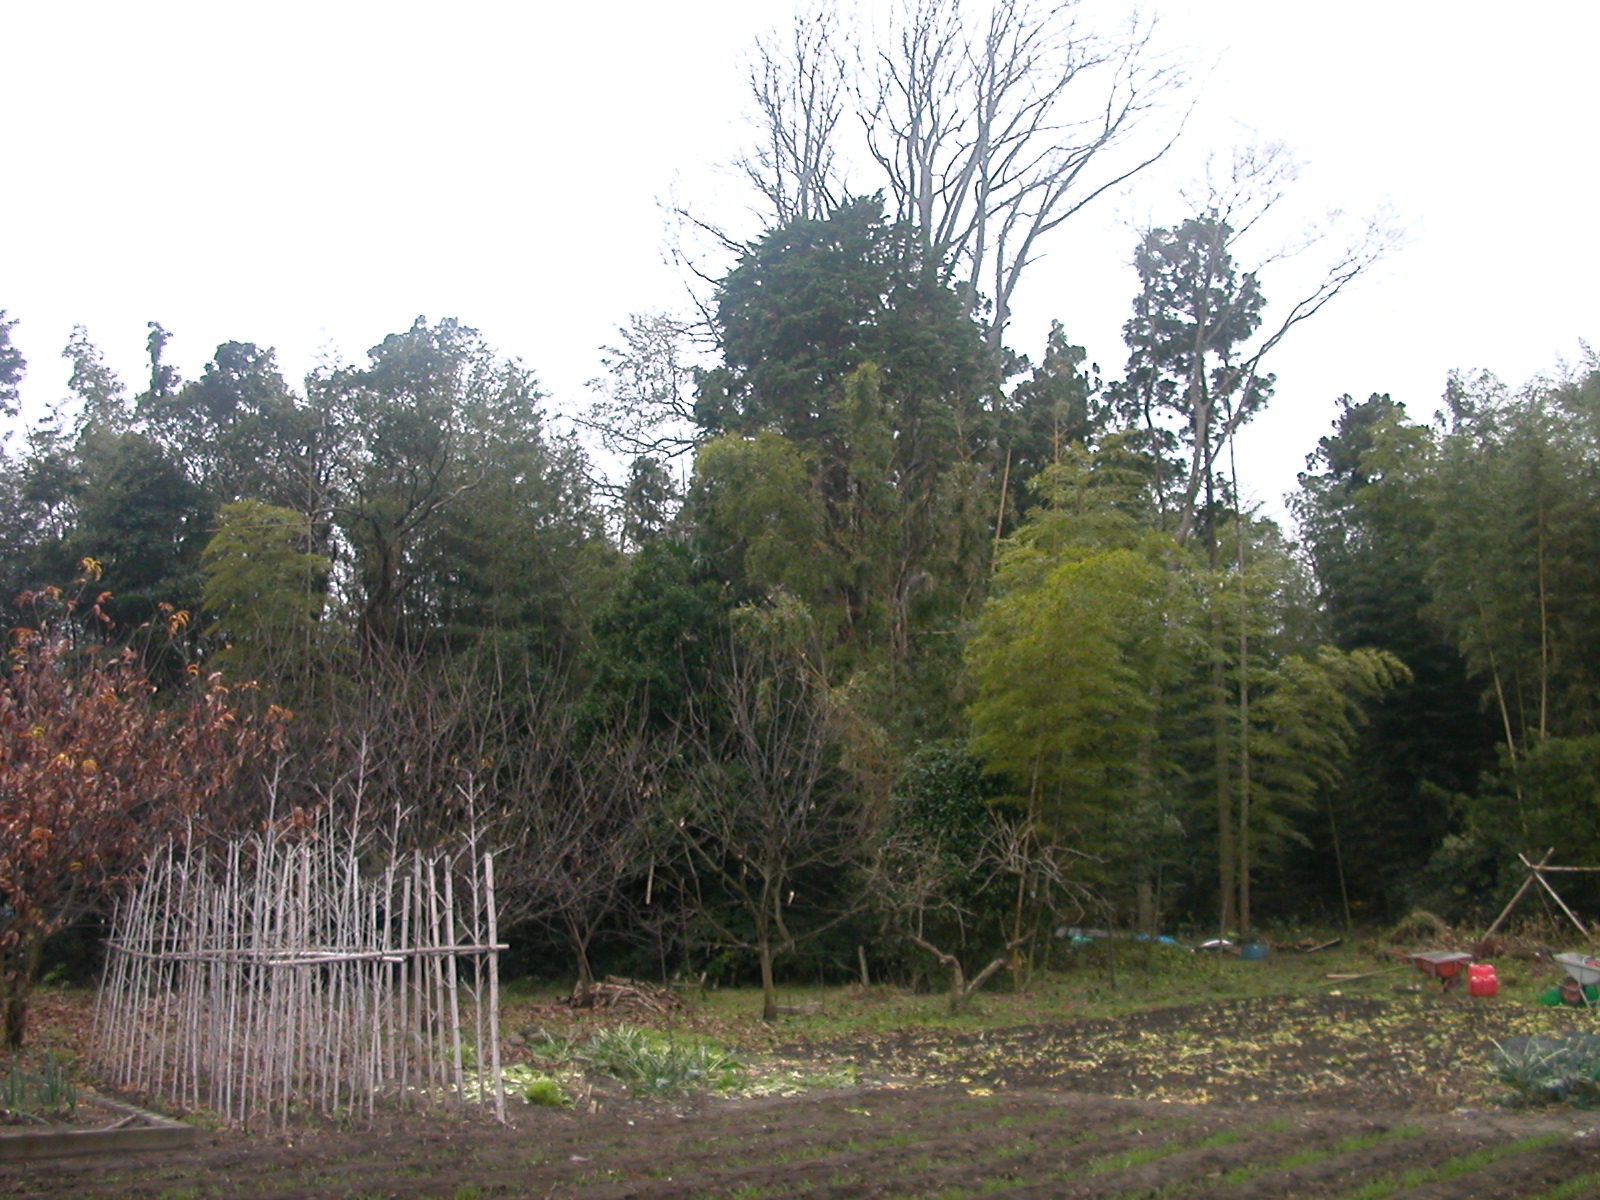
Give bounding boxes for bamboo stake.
[1484,849,1554,938]
[484,851,504,1123]
[1522,852,1594,940]
[468,853,487,1114]
[442,861,464,1105]
[425,856,447,1094]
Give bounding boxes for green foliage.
[323,315,613,659]
[1241,644,1411,899]
[0,310,23,426]
[1,1052,77,1118]
[498,1064,568,1107]
[63,324,131,441]
[573,1025,740,1096]
[688,431,828,604]
[996,323,1108,520]
[969,547,1157,813]
[1291,393,1491,917]
[620,455,677,550]
[70,432,212,627]
[1465,735,1600,907]
[875,741,1015,974]
[200,500,329,680]
[888,742,993,863]
[521,1077,565,1107]
[1494,1035,1600,1109]
[1427,363,1600,751]
[708,197,990,453]
[583,539,728,729]
[138,340,314,509]
[966,511,1192,850]
[693,198,999,739]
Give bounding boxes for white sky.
[4,0,1595,527]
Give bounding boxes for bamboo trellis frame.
[94,825,505,1128]
[1483,849,1600,943]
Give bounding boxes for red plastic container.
[1467,962,1498,997]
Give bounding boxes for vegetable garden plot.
[93,824,505,1128]
[8,1085,1599,1200]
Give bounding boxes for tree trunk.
[758,937,779,1022]
[1,935,43,1050]
[1136,878,1157,935]
[908,934,1018,1015]
[568,917,595,999]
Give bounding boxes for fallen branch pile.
[566,976,682,1014]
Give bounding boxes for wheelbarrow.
[1555,953,1600,985]
[1554,953,1600,1005]
[1405,950,1473,990]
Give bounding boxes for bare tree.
[494,709,675,994]
[678,600,866,1020]
[871,811,1098,1012]
[312,651,677,993]
[582,311,706,465]
[742,0,1186,358]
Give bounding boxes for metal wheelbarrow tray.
[1555,953,1600,986]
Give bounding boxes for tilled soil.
[8,992,1600,1199]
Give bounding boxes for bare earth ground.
[8,990,1600,1199]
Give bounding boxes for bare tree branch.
[855,0,1187,354]
[736,3,847,224]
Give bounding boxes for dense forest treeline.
[3,1,1597,1035]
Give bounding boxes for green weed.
[1336,1132,1565,1200]
[1,1051,76,1118]
[1114,1123,1423,1199]
[574,1023,741,1096]
[1530,1166,1600,1199]
[1082,1127,1248,1176]
[1494,1035,1600,1108]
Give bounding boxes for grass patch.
[1081,1125,1252,1177]
[498,1063,567,1107]
[1114,1123,1424,1199]
[671,935,1390,1035]
[1334,1132,1565,1200]
[1530,1166,1600,1200]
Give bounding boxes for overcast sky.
[4,0,1595,527]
